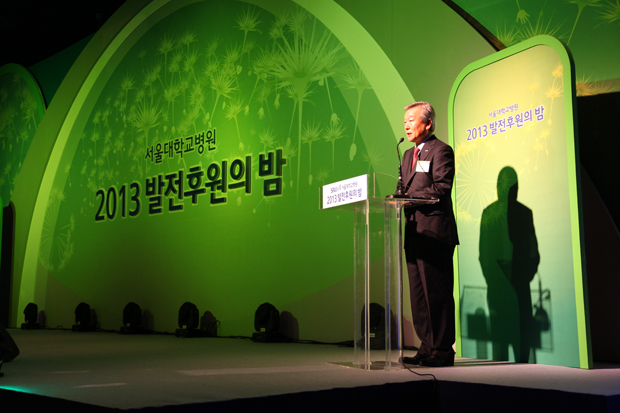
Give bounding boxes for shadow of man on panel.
[479,167,540,363]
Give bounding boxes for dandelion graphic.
[186,104,202,137]
[341,66,371,161]
[598,0,620,24]
[271,12,343,197]
[316,167,330,186]
[236,8,262,62]
[203,58,219,80]
[255,83,272,120]
[164,82,181,124]
[540,128,551,150]
[18,126,30,157]
[552,63,563,81]
[532,133,549,172]
[516,0,530,23]
[209,72,236,126]
[287,8,307,38]
[143,63,163,101]
[223,44,242,71]
[301,122,322,185]
[39,187,75,272]
[224,97,245,147]
[258,128,276,151]
[179,76,191,105]
[520,9,566,40]
[457,208,474,225]
[205,37,221,59]
[113,132,125,162]
[282,137,297,189]
[183,49,201,83]
[179,29,197,52]
[132,102,162,172]
[189,83,205,112]
[168,51,183,81]
[496,23,520,46]
[323,122,346,170]
[567,0,603,44]
[2,162,11,178]
[157,34,176,81]
[576,75,613,96]
[455,140,496,225]
[243,34,257,60]
[529,82,540,106]
[248,49,274,102]
[543,62,564,122]
[20,92,37,129]
[362,144,383,174]
[90,129,101,157]
[578,77,595,96]
[269,11,288,40]
[545,83,562,118]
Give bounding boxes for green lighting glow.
[0,386,35,394]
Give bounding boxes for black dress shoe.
[420,356,454,367]
[402,353,428,365]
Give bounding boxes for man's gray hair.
[404,101,436,134]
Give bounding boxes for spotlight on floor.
[251,302,283,342]
[361,302,385,349]
[21,303,41,330]
[359,303,397,349]
[72,302,96,332]
[176,302,202,338]
[120,302,151,334]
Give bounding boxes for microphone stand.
[388,137,409,199]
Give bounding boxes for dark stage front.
[1,329,619,412]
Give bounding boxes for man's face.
[404,106,432,145]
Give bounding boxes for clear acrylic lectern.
[320,173,437,371]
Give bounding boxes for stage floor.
[1,329,619,411]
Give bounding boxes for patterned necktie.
[411,146,420,171]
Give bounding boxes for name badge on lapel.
[416,160,430,173]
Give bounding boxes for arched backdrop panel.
[10,0,494,342]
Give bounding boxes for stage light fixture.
[120,302,151,334]
[359,303,398,350]
[176,302,201,337]
[123,302,142,327]
[21,303,41,330]
[72,302,96,332]
[361,303,385,350]
[252,302,283,342]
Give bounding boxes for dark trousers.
[405,242,456,361]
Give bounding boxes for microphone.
[396,137,405,195]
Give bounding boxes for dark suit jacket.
[399,135,459,248]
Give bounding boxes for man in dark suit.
[398,101,459,367]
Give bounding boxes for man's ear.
[426,119,432,131]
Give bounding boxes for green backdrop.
[9,0,494,344]
[453,0,620,95]
[0,0,600,368]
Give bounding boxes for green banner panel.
[450,35,590,368]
